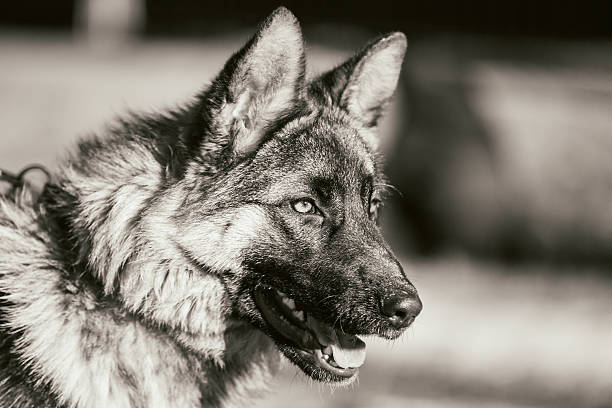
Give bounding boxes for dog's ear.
[203,7,305,159]
[312,32,406,143]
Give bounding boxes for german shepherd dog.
[0,7,421,408]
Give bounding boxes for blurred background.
[1,1,611,407]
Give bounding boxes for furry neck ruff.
[0,131,280,408]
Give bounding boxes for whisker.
[375,182,403,198]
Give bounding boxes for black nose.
[381,292,422,329]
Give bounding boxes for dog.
[0,7,421,408]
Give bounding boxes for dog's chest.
[90,322,280,408]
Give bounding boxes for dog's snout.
[381,292,422,329]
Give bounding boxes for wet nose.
[381,292,422,329]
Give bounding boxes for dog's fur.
[0,8,420,408]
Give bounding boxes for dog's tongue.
[306,314,366,369]
[330,333,366,369]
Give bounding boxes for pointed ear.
[206,7,305,158]
[312,32,406,132]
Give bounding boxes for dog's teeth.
[320,347,338,366]
[282,297,296,310]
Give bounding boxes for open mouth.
[253,287,366,381]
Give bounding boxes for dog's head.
[171,8,421,384]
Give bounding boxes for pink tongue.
[330,333,366,369]
[306,315,367,369]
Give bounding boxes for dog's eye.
[369,198,383,221]
[292,199,317,214]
